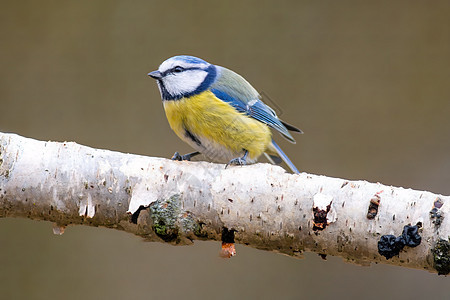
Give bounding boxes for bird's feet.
[225,150,249,169]
[171,151,200,161]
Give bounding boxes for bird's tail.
[265,140,299,174]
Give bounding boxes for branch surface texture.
[0,132,449,275]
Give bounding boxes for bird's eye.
[173,66,184,73]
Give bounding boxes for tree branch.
[0,132,448,274]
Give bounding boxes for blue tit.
[148,55,302,174]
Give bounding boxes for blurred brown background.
[1,1,449,299]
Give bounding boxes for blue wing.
[210,66,298,143]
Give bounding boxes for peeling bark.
[0,132,449,275]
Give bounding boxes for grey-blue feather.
[210,66,301,143]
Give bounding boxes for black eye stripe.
[173,66,184,73]
[161,66,203,77]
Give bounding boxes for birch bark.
[0,132,448,275]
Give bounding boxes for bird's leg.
[225,150,249,168]
[171,151,200,161]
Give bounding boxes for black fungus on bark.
[378,225,421,259]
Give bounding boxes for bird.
[148,55,302,174]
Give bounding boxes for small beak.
[148,70,162,79]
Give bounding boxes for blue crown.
[172,55,209,65]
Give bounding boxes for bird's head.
[148,55,217,100]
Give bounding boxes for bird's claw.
[225,157,247,168]
[172,152,186,161]
[225,150,249,169]
[172,151,200,161]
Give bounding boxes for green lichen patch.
[148,194,204,243]
[180,212,201,237]
[432,239,450,275]
[149,195,180,242]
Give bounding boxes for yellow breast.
[163,90,272,162]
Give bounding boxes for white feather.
[162,69,208,96]
[248,99,258,106]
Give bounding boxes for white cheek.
[163,70,207,97]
